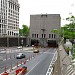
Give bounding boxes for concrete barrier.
[59,45,75,75]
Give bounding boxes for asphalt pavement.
[8,48,56,75]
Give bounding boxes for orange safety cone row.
[16,68,22,75]
[1,72,9,75]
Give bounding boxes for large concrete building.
[30,14,61,47]
[0,0,19,37]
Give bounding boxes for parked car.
[17,46,22,49]
[0,51,6,54]
[16,53,25,59]
[33,49,39,53]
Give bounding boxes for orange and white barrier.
[17,67,27,75]
[1,72,9,75]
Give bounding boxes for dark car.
[16,53,25,59]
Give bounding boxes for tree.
[19,25,29,37]
[19,28,22,36]
[51,15,75,40]
[22,25,29,37]
[65,15,75,40]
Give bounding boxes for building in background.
[0,0,19,37]
[30,14,61,47]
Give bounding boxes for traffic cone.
[20,60,22,65]
[24,60,26,64]
[4,66,6,72]
[17,61,18,67]
[10,64,12,72]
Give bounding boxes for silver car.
[16,53,25,59]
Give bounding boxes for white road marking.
[44,52,55,54]
[26,58,41,75]
[46,51,57,75]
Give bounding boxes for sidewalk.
[53,45,75,75]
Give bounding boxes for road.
[0,47,56,74]
[26,52,54,75]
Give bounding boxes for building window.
[42,34,46,38]
[44,34,46,38]
[42,34,43,38]
[13,4,14,10]
[10,31,11,35]
[0,24,1,28]
[14,33,15,36]
[2,29,3,33]
[37,34,38,38]
[35,34,36,38]
[9,2,10,8]
[11,3,12,9]
[0,19,1,23]
[49,34,51,38]
[32,34,34,38]
[1,0,2,3]
[52,34,53,38]
[8,31,9,35]
[12,32,13,35]
[18,8,19,12]
[54,34,56,38]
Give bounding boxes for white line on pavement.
[26,58,41,75]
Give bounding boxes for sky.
[18,0,75,28]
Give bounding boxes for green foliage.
[19,25,29,37]
[51,15,75,39]
[19,28,22,36]
[22,25,29,36]
[64,47,70,51]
